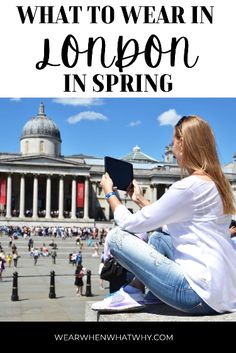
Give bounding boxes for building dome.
[20,103,62,157]
[21,103,61,142]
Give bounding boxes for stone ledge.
[85,301,236,322]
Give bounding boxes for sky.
[0,97,235,165]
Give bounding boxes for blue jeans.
[108,228,218,315]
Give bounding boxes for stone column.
[151,184,157,202]
[46,175,51,219]
[6,174,12,218]
[58,176,64,219]
[19,174,25,218]
[71,177,77,219]
[32,175,38,218]
[83,177,89,219]
[91,182,98,219]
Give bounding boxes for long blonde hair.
[175,115,235,214]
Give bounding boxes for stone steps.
[85,301,236,322]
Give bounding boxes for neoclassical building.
[0,103,235,227]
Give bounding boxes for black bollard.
[11,271,19,301]
[49,270,56,299]
[85,270,92,297]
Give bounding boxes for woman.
[0,255,6,281]
[92,115,236,315]
[74,264,86,296]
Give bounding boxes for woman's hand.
[128,179,150,208]
[100,172,114,195]
[128,179,143,202]
[100,173,121,213]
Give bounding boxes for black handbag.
[100,258,126,282]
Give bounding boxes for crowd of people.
[0,240,19,280]
[0,225,110,296]
[0,209,84,218]
[0,225,109,243]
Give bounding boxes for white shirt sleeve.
[114,183,194,234]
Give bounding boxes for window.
[40,141,44,153]
[25,141,28,154]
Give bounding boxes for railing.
[7,270,94,301]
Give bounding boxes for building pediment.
[0,155,89,169]
[223,162,236,175]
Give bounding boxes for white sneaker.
[91,287,145,312]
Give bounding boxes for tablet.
[104,156,134,191]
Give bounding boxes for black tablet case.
[104,156,133,191]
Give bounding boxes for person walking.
[51,249,57,264]
[12,251,19,268]
[28,237,34,252]
[0,255,6,281]
[6,253,12,267]
[32,248,40,266]
[74,264,86,296]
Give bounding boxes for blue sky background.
[0,98,235,165]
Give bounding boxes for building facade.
[0,103,235,227]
